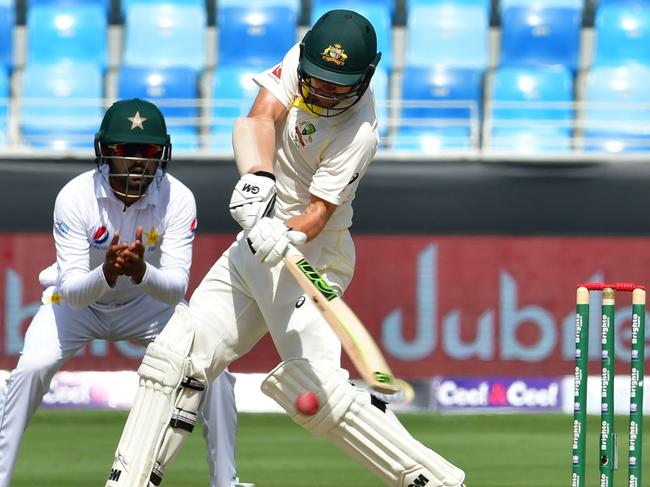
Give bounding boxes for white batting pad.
[106,305,201,487]
[261,359,465,487]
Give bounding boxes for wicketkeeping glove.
[247,217,307,267]
[229,171,276,230]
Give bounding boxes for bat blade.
[284,254,400,394]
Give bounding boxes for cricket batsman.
[105,11,466,487]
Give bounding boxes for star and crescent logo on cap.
[321,43,348,66]
[128,111,147,130]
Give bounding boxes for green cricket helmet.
[94,99,172,200]
[298,9,381,116]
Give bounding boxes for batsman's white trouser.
[105,230,353,485]
[0,293,238,487]
[106,230,462,486]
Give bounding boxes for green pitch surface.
[11,410,650,486]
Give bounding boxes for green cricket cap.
[95,98,170,146]
[300,9,379,86]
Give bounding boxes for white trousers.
[0,293,238,487]
[185,229,355,384]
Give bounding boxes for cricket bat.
[284,253,400,394]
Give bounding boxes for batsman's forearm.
[232,117,276,175]
[285,198,336,242]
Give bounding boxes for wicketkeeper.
[0,99,252,487]
[105,12,466,487]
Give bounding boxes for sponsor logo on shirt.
[293,125,305,147]
[301,122,316,136]
[55,220,70,235]
[187,218,197,239]
[291,121,317,148]
[92,226,109,245]
[270,63,283,81]
[144,226,160,251]
[45,292,63,305]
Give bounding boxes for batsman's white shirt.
[182,45,379,384]
[0,169,238,487]
[255,43,379,231]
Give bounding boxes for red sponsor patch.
[92,226,109,244]
[271,63,282,79]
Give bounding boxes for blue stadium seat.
[408,0,489,8]
[121,0,203,19]
[123,3,206,71]
[597,0,650,6]
[593,3,650,67]
[217,5,297,67]
[500,0,582,8]
[29,0,110,10]
[405,2,488,69]
[117,66,200,151]
[0,0,14,72]
[218,0,300,7]
[394,66,483,152]
[0,68,8,146]
[487,66,574,153]
[209,65,259,151]
[26,2,107,68]
[20,62,104,149]
[500,5,582,70]
[311,0,393,70]
[582,65,650,152]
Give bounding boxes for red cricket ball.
[295,391,320,416]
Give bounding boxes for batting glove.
[229,172,276,230]
[247,217,307,267]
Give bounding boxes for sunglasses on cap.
[108,143,163,159]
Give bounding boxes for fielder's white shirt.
[254,43,379,230]
[47,168,197,309]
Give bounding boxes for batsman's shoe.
[233,483,255,487]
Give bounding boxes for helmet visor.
[298,71,364,117]
[102,143,168,199]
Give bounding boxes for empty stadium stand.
[0,0,648,156]
[19,61,104,149]
[394,65,483,152]
[0,0,13,72]
[486,65,574,153]
[117,65,200,150]
[123,2,206,70]
[217,4,297,67]
[26,1,108,68]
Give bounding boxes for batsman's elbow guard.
[261,358,465,487]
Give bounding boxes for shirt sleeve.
[309,121,378,206]
[253,43,300,108]
[54,188,112,309]
[138,187,196,305]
